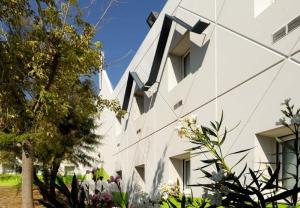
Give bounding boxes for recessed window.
[116,170,122,179]
[135,164,145,189]
[281,137,300,189]
[182,51,191,78]
[169,153,191,190]
[183,159,191,189]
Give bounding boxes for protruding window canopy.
[147,11,160,28]
[122,14,210,111]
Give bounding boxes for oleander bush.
[173,98,300,208]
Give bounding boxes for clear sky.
[82,0,166,90]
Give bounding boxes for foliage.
[0,0,125,203]
[37,174,86,208]
[159,180,206,208]
[0,0,125,157]
[176,99,300,208]
[38,169,129,208]
[59,175,85,185]
[0,174,21,186]
[111,192,128,208]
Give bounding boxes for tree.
[0,0,123,207]
[33,79,123,198]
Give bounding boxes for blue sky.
[82,0,166,90]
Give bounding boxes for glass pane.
[183,52,191,78]
[184,160,191,188]
[282,139,300,189]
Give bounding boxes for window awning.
[121,14,210,111]
[257,126,296,138]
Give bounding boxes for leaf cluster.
[179,100,300,207]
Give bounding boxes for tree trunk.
[22,144,34,208]
[49,161,60,197]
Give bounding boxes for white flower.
[275,117,286,126]
[161,192,169,201]
[291,114,300,125]
[210,170,225,182]
[189,114,197,124]
[184,115,198,124]
[176,126,187,138]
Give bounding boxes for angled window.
[135,164,145,190]
[168,32,192,89]
[116,170,122,179]
[182,51,191,78]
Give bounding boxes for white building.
[98,0,300,198]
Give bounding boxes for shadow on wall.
[124,146,168,202]
[125,172,138,204]
[150,146,168,198]
[143,89,157,114]
[256,135,277,171]
[191,39,210,73]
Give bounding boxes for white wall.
[97,0,300,198]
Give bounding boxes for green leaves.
[262,164,280,190]
[0,132,38,149]
[231,152,249,170]
[225,147,253,158]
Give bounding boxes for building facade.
[98,0,300,197]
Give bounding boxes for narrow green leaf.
[201,158,219,164]
[265,187,300,202]
[249,168,260,189]
[237,164,247,179]
[210,121,217,131]
[185,146,202,151]
[231,152,249,170]
[71,174,78,205]
[200,168,212,178]
[201,126,217,137]
[218,111,224,131]
[225,147,253,158]
[262,164,280,190]
[220,128,227,145]
[168,200,177,208]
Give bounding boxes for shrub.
[175,99,300,207]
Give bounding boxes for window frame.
[181,50,191,80]
[183,159,191,189]
[279,134,299,189]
